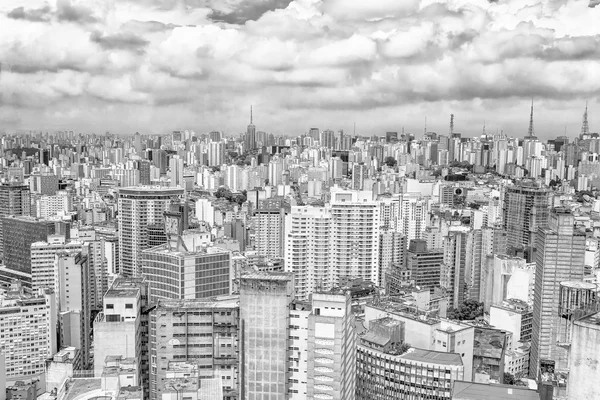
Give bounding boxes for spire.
[482,121,486,136]
[250,105,253,125]
[581,101,589,138]
[527,98,534,137]
[450,114,454,135]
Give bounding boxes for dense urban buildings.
[1,102,600,399]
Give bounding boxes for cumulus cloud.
[1,0,600,137]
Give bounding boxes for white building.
[0,281,57,380]
[31,235,83,293]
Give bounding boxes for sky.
[1,0,600,138]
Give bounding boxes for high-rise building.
[31,235,83,292]
[443,230,468,308]
[530,209,586,377]
[94,277,150,389]
[2,216,56,276]
[568,312,600,399]
[0,182,31,258]
[169,155,184,188]
[378,228,406,288]
[56,250,91,370]
[352,163,367,190]
[0,281,56,380]
[239,272,294,399]
[330,190,380,286]
[245,106,256,151]
[34,191,72,219]
[208,141,225,167]
[150,296,239,400]
[117,186,184,277]
[399,195,428,245]
[254,199,287,259]
[407,239,444,293]
[307,292,356,400]
[503,183,552,251]
[285,205,331,300]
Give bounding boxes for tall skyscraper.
[245,105,256,151]
[31,235,83,292]
[117,186,184,277]
[254,199,287,260]
[352,163,367,190]
[329,190,380,286]
[530,209,586,377]
[239,272,294,399]
[503,183,552,251]
[56,250,91,370]
[169,155,184,188]
[285,205,331,300]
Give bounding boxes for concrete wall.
[568,319,600,399]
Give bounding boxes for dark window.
[125,304,133,309]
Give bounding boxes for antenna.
[450,114,454,135]
[353,122,356,136]
[424,117,427,135]
[581,101,589,138]
[528,98,534,137]
[482,121,486,136]
[250,105,253,125]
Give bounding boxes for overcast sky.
[1,0,599,138]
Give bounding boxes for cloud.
[6,5,51,22]
[209,0,294,24]
[90,31,149,53]
[1,0,600,137]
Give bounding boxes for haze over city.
[2,0,600,137]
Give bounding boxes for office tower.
[245,105,256,151]
[208,141,225,166]
[320,129,335,148]
[30,172,59,195]
[0,281,56,380]
[169,155,184,188]
[150,296,239,400]
[135,160,151,185]
[78,228,110,311]
[2,216,56,276]
[117,186,184,277]
[142,238,231,302]
[502,183,552,251]
[399,195,428,245]
[378,228,406,288]
[385,131,398,143]
[209,130,222,142]
[31,235,83,292]
[56,251,91,369]
[407,239,444,293]
[239,272,295,399]
[378,196,401,231]
[307,292,356,400]
[254,199,286,259]
[352,163,367,190]
[285,206,331,300]
[94,277,150,390]
[0,182,31,257]
[133,131,142,154]
[330,190,380,286]
[567,312,600,399]
[357,318,464,400]
[530,209,586,377]
[444,230,468,308]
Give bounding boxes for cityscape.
[3,0,600,400]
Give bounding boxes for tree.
[447,299,484,321]
[214,187,233,200]
[504,372,516,385]
[384,156,397,167]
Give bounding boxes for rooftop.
[575,311,600,327]
[401,348,463,366]
[452,381,539,400]
[241,271,293,282]
[157,295,239,310]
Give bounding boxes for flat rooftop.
[453,381,539,400]
[241,271,293,281]
[401,348,463,366]
[575,311,600,327]
[157,295,239,310]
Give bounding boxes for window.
[106,304,114,309]
[125,304,133,309]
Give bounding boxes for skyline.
[1,0,600,137]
